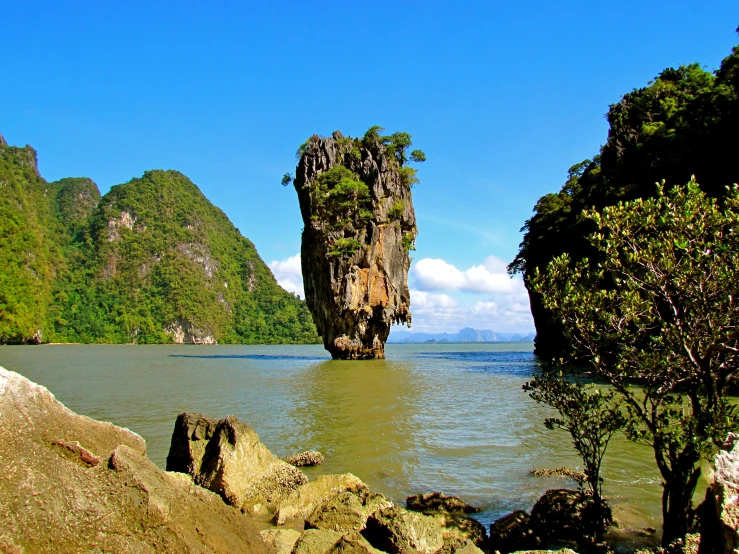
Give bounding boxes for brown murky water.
[0,342,701,537]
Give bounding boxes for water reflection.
[284,358,423,499]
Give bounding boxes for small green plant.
[410,149,426,163]
[328,237,362,258]
[399,167,419,188]
[296,134,321,160]
[388,200,404,220]
[281,173,293,186]
[402,231,415,251]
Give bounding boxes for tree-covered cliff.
[509,41,739,358]
[0,134,318,344]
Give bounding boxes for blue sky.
[2,1,738,334]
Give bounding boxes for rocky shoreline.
[0,365,736,553]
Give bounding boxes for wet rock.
[293,529,344,554]
[362,505,445,554]
[260,528,302,554]
[306,488,393,533]
[489,510,537,553]
[530,467,586,485]
[275,473,366,525]
[407,492,481,514]
[166,411,308,515]
[0,367,269,553]
[285,450,325,467]
[293,131,418,359]
[698,433,739,554]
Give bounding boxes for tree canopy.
[529,179,739,545]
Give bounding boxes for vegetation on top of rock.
[509,39,739,359]
[0,135,319,344]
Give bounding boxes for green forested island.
[510,41,739,358]
[0,134,318,344]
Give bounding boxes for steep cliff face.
[293,129,421,359]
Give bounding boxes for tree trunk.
[661,466,701,547]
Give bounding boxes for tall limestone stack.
[292,127,424,359]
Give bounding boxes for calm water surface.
[0,343,678,529]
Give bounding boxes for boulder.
[698,433,739,554]
[260,528,302,554]
[406,492,481,514]
[293,529,344,554]
[529,488,608,543]
[428,512,487,548]
[0,367,269,553]
[275,473,366,525]
[489,510,537,553]
[306,488,393,533]
[166,411,308,515]
[362,506,445,554]
[285,450,326,467]
[329,531,385,554]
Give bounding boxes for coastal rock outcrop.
[166,411,308,515]
[698,433,739,554]
[0,367,269,553]
[292,128,423,359]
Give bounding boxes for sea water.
[0,342,671,530]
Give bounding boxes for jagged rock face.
[294,131,416,359]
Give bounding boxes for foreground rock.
[306,488,394,533]
[698,433,739,554]
[261,528,302,554]
[275,473,367,525]
[167,410,308,515]
[489,510,536,553]
[293,129,421,359]
[363,506,445,554]
[0,367,269,553]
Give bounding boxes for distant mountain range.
[387,327,535,344]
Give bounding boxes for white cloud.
[404,255,534,334]
[269,252,535,334]
[411,255,517,294]
[269,254,304,298]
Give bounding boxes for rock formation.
[292,128,423,359]
[0,367,269,553]
[166,411,308,515]
[698,433,739,554]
